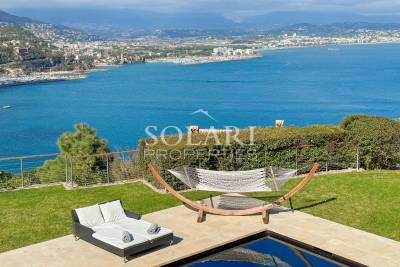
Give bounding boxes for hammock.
[148,162,319,224]
[168,166,298,193]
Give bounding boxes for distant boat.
[328,48,340,51]
[2,105,11,109]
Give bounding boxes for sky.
[2,0,400,19]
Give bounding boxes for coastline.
[0,73,87,89]
[258,40,400,52]
[0,55,262,88]
[142,41,400,65]
[147,54,262,65]
[2,41,400,89]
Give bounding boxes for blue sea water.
[1,43,400,157]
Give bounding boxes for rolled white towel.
[147,223,161,235]
[122,231,133,243]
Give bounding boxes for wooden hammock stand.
[148,163,319,224]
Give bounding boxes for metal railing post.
[70,156,73,187]
[0,150,141,191]
[65,154,68,184]
[106,155,110,184]
[325,145,330,173]
[356,146,360,171]
[295,146,299,174]
[20,158,24,188]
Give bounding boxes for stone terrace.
[0,196,399,267]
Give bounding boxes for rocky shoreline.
[0,54,261,88]
[0,73,87,88]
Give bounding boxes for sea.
[1,43,400,157]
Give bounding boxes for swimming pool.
[169,232,364,267]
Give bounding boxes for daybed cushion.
[75,204,105,227]
[92,227,148,249]
[99,200,127,223]
[115,218,173,241]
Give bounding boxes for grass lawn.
[0,171,399,253]
[0,183,219,253]
[250,170,400,241]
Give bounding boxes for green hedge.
[139,125,356,190]
[139,115,400,190]
[340,115,400,169]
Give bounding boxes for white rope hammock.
[168,166,297,193]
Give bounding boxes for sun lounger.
[72,200,173,262]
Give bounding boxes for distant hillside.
[7,8,400,38]
[0,10,37,24]
[0,10,99,42]
[242,11,400,29]
[7,8,237,38]
[269,22,400,37]
[23,23,99,43]
[7,8,235,30]
[0,25,58,72]
[0,25,92,75]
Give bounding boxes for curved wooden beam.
[148,163,319,222]
[275,164,319,205]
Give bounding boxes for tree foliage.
[57,123,109,156]
[140,125,354,190]
[341,115,400,169]
[141,115,400,190]
[38,123,110,185]
[0,25,94,73]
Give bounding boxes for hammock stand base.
[197,209,205,223]
[262,210,269,224]
[148,163,319,224]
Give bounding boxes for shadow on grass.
[181,193,337,216]
[294,197,337,211]
[250,194,286,203]
[252,195,337,213]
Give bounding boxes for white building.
[212,47,226,56]
[212,47,255,57]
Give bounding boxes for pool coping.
[166,230,367,267]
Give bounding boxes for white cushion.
[92,228,148,249]
[75,204,105,227]
[115,218,173,241]
[99,200,127,223]
[91,222,120,232]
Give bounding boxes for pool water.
[187,235,347,267]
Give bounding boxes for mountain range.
[2,8,400,39]
[8,8,400,28]
[0,10,98,42]
[0,10,37,24]
[242,11,400,28]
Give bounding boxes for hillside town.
[45,28,400,65]
[3,25,400,86]
[33,28,400,66]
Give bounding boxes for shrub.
[0,171,16,189]
[341,115,400,169]
[139,125,354,190]
[110,157,143,182]
[339,114,370,129]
